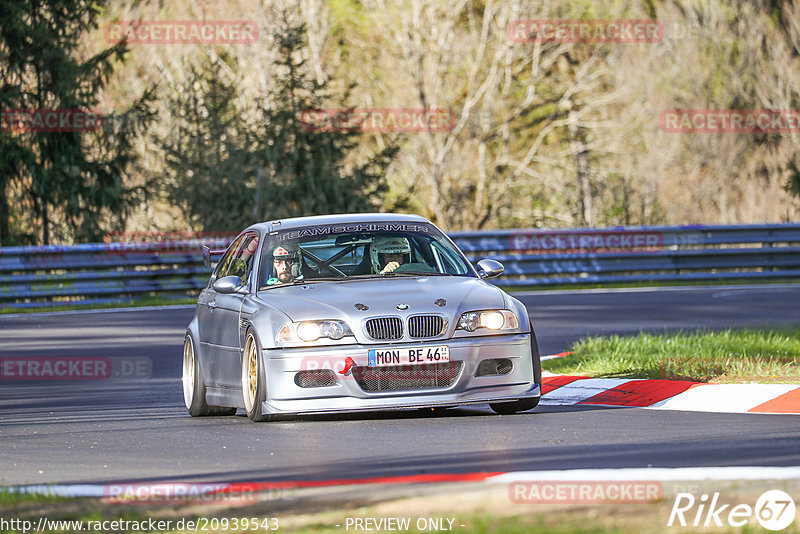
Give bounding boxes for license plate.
[367,346,450,367]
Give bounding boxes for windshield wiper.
[381,271,451,277]
[258,279,314,290]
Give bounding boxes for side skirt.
[206,386,245,409]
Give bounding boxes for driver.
[370,235,411,274]
[266,242,303,285]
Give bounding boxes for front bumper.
[261,333,538,415]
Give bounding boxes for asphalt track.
[1,284,799,486]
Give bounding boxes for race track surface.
[1,284,799,486]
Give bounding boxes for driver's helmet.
[370,235,411,273]
[272,242,303,280]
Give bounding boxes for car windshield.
[258,221,475,289]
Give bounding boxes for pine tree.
[253,20,397,220]
[161,53,255,232]
[0,0,154,244]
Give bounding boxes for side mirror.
[202,245,227,269]
[213,275,244,294]
[476,259,504,279]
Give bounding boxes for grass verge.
[542,328,800,383]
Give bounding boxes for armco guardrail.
[0,238,234,310]
[1,224,799,309]
[450,223,800,286]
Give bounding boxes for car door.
[212,232,260,388]
[197,233,243,345]
[198,234,244,387]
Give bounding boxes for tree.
[252,19,397,220]
[787,159,800,217]
[160,53,256,232]
[0,0,153,245]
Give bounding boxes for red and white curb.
[540,350,800,414]
[8,467,800,499]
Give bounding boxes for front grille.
[365,317,403,340]
[294,370,337,388]
[408,315,446,338]
[353,362,463,392]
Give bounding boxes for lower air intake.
[474,358,514,377]
[294,370,338,388]
[353,362,463,392]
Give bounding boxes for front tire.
[241,329,274,422]
[183,334,236,416]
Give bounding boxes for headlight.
[457,310,519,333]
[278,320,353,344]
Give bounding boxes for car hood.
[255,276,506,321]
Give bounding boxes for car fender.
[244,302,292,350]
[184,316,212,385]
[504,293,533,335]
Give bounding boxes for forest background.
[2,0,800,245]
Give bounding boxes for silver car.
[183,213,541,422]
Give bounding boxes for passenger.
[370,236,411,274]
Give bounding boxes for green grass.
[543,328,800,383]
[0,490,138,531]
[0,489,67,507]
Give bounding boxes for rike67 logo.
[668,490,796,531]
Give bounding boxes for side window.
[211,235,245,284]
[234,233,260,285]
[217,233,259,286]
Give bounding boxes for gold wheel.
[182,335,195,410]
[245,334,258,410]
[242,332,262,414]
[241,329,272,421]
